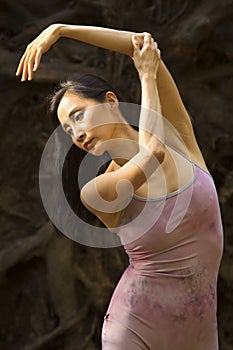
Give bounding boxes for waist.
[128,251,197,278]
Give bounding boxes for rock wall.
[0,1,232,349]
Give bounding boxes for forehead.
[57,91,86,124]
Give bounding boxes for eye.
[66,128,73,136]
[74,111,84,122]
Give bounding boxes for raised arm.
[15,24,136,81]
[59,24,134,56]
[80,34,164,229]
[15,23,207,166]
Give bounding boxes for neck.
[108,123,139,166]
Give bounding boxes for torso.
[98,129,211,229]
[103,163,223,349]
[106,144,210,200]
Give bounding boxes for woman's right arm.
[15,24,137,81]
[15,24,191,130]
[15,23,205,164]
[55,24,196,150]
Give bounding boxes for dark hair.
[49,73,118,128]
[48,74,119,235]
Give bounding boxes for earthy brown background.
[0,0,232,349]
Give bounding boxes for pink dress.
[101,163,223,349]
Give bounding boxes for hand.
[132,33,161,80]
[15,24,61,81]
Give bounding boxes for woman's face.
[57,91,119,155]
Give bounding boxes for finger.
[152,41,159,52]
[151,40,160,57]
[132,35,140,59]
[28,58,34,81]
[143,32,152,47]
[132,35,140,50]
[33,49,42,71]
[21,61,28,82]
[151,38,158,49]
[157,48,161,59]
[15,53,26,76]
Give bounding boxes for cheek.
[85,119,110,134]
[93,125,114,140]
[85,106,113,130]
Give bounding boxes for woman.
[16,24,223,349]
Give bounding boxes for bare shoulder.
[190,151,210,174]
[80,160,124,230]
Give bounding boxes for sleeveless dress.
[101,163,224,349]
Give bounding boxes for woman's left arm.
[80,35,165,229]
[16,23,206,164]
[59,25,205,160]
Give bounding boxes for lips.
[83,138,94,150]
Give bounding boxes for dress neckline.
[133,162,198,202]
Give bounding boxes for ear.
[105,91,119,110]
[105,91,118,105]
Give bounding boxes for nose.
[73,128,86,143]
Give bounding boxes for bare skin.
[15,24,208,171]
[16,25,209,229]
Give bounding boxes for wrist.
[140,72,158,82]
[56,23,71,38]
[140,74,158,97]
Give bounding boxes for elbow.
[80,187,89,209]
[80,184,95,213]
[155,143,165,164]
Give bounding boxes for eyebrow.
[69,106,82,119]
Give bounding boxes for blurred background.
[0,0,232,349]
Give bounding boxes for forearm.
[141,75,162,114]
[81,151,157,210]
[58,24,135,56]
[137,74,165,160]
